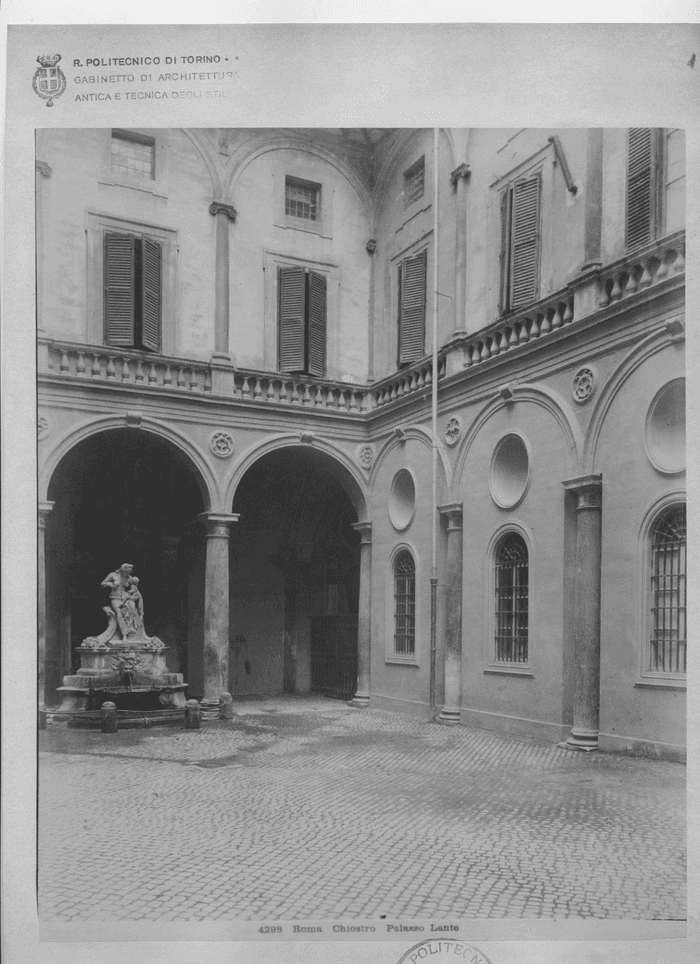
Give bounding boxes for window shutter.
[399,249,427,365]
[498,188,512,314]
[510,173,540,309]
[627,127,657,249]
[278,266,306,372]
[140,237,162,352]
[307,270,327,377]
[104,232,135,346]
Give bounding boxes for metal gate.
[310,614,358,701]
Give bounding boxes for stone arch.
[369,424,452,498]
[583,326,683,474]
[40,414,219,511]
[453,383,583,491]
[223,133,373,220]
[180,128,223,198]
[372,128,455,220]
[224,433,369,522]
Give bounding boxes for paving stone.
[39,695,685,921]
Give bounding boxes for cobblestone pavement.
[38,696,686,922]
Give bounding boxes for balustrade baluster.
[519,320,530,344]
[479,340,490,361]
[77,352,86,376]
[204,369,212,393]
[91,354,101,378]
[425,368,432,386]
[674,245,685,274]
[106,356,116,380]
[540,310,552,335]
[508,326,518,348]
[189,369,199,391]
[655,255,669,280]
[267,379,276,401]
[625,268,639,295]
[551,305,563,330]
[499,330,509,352]
[177,367,186,389]
[610,274,623,301]
[148,363,158,385]
[289,380,299,404]
[164,365,172,387]
[60,351,70,374]
[122,359,131,381]
[135,360,145,383]
[302,383,312,406]
[279,379,288,403]
[530,316,540,339]
[639,260,653,288]
[469,344,480,366]
[253,378,263,399]
[338,390,348,410]
[563,300,574,325]
[598,281,611,308]
[315,385,325,407]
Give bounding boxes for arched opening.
[44,429,206,706]
[231,446,361,700]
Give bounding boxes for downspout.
[429,127,439,715]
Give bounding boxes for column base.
[437,707,460,726]
[559,730,599,752]
[347,694,369,709]
[200,699,221,721]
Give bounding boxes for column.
[38,501,55,715]
[349,521,372,708]
[450,163,471,336]
[198,512,239,719]
[562,475,603,751]
[582,129,604,270]
[35,160,52,368]
[208,200,237,392]
[437,503,463,725]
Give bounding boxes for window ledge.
[635,678,687,691]
[98,178,168,199]
[385,656,419,667]
[484,666,534,678]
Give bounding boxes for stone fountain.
[54,563,188,724]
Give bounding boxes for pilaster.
[349,521,372,708]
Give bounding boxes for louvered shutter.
[278,266,306,372]
[307,270,327,377]
[399,250,427,365]
[627,128,657,249]
[141,237,162,352]
[498,188,513,314]
[510,173,541,309]
[104,232,135,346]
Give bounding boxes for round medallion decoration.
[389,468,417,531]
[489,433,531,510]
[358,444,374,470]
[645,378,685,475]
[37,415,49,440]
[572,366,596,404]
[210,431,234,458]
[445,416,461,447]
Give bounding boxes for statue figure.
[101,563,144,639]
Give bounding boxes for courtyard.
[38,696,686,923]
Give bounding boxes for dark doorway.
[45,430,206,706]
[232,447,360,700]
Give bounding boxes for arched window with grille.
[393,549,416,657]
[494,531,529,664]
[648,503,686,676]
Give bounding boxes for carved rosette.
[572,366,596,404]
[358,444,374,470]
[444,416,461,447]
[210,431,234,458]
[38,415,49,440]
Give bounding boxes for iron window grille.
[494,532,529,663]
[649,504,686,675]
[285,176,320,222]
[403,156,425,208]
[394,550,416,656]
[111,129,156,180]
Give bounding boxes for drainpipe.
[429,128,440,715]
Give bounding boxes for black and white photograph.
[2,14,698,964]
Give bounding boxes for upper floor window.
[498,170,542,314]
[648,503,686,677]
[393,549,416,657]
[285,176,321,223]
[627,128,686,249]
[494,531,529,664]
[403,156,425,208]
[111,129,155,181]
[278,265,327,377]
[397,249,427,366]
[104,231,162,352]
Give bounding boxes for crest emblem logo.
[33,54,67,106]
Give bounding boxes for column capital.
[449,163,471,188]
[197,511,240,538]
[352,521,372,545]
[438,502,463,530]
[563,474,602,510]
[209,200,237,221]
[38,500,55,528]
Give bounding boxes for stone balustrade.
[596,231,685,309]
[370,356,446,409]
[460,292,576,371]
[231,370,367,413]
[48,342,213,393]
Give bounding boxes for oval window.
[489,433,531,509]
